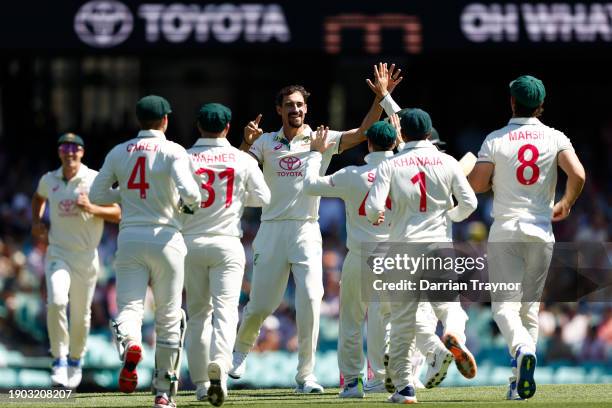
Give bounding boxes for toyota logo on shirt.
[277,156,303,176]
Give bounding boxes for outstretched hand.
[310,125,335,153]
[244,114,264,145]
[366,62,403,97]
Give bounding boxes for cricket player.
[303,121,396,398]
[378,96,478,389]
[230,63,403,393]
[182,103,270,406]
[32,133,121,388]
[366,109,478,403]
[90,95,201,408]
[468,75,585,400]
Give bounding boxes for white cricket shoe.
[207,362,228,407]
[387,385,417,404]
[295,380,324,393]
[195,381,210,401]
[424,347,453,389]
[506,381,523,400]
[338,377,364,398]
[51,358,68,387]
[228,351,248,379]
[414,377,426,389]
[66,358,82,389]
[363,378,388,393]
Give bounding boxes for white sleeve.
[365,160,392,223]
[476,137,495,163]
[379,93,402,117]
[248,135,265,164]
[90,150,120,204]
[303,151,349,199]
[36,174,49,198]
[171,148,201,208]
[447,159,478,222]
[244,156,270,207]
[556,131,574,153]
[324,130,342,157]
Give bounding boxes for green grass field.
[7,384,612,407]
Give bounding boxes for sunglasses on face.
[59,143,82,154]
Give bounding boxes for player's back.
[182,138,261,237]
[384,140,461,242]
[478,117,573,224]
[106,131,189,230]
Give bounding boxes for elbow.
[468,195,478,212]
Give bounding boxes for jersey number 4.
[516,144,540,185]
[196,167,235,208]
[127,156,149,199]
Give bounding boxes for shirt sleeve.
[170,147,202,209]
[476,136,495,163]
[447,159,478,222]
[365,160,392,223]
[244,155,270,207]
[248,134,265,164]
[90,150,121,204]
[324,130,342,157]
[379,93,402,117]
[303,151,349,199]
[36,174,49,198]
[556,131,574,153]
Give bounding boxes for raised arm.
[552,149,586,221]
[338,63,403,153]
[303,126,348,198]
[239,114,264,154]
[448,160,478,222]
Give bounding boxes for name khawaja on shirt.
[393,156,443,167]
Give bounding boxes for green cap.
[136,95,172,121]
[399,108,432,138]
[366,121,396,149]
[429,127,445,147]
[509,75,546,108]
[197,103,232,133]
[57,132,84,146]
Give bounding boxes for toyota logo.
[74,1,133,48]
[279,156,302,171]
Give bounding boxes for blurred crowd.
[1,115,611,370]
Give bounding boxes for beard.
[288,114,303,128]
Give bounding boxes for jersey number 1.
[127,156,149,199]
[411,171,427,212]
[196,167,235,208]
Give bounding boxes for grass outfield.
[6,384,612,407]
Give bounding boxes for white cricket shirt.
[366,140,477,242]
[182,138,270,238]
[304,151,394,252]
[90,130,201,231]
[36,164,104,251]
[249,126,342,221]
[477,117,574,228]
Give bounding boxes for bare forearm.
[561,174,585,207]
[340,96,384,152]
[90,204,121,223]
[239,140,252,152]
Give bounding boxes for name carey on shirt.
[393,155,443,167]
[127,141,160,153]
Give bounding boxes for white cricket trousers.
[45,245,99,359]
[235,220,323,384]
[337,250,391,382]
[415,301,468,355]
[113,227,186,357]
[388,295,419,390]
[184,235,245,384]
[488,221,553,357]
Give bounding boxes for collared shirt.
[181,137,270,238]
[477,117,574,232]
[37,164,104,251]
[366,140,477,242]
[249,126,342,221]
[90,129,201,233]
[303,150,394,252]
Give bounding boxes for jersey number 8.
[516,144,540,185]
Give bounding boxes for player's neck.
[62,164,80,181]
[282,124,306,140]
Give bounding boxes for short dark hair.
[514,100,544,118]
[275,85,310,106]
[138,117,164,130]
